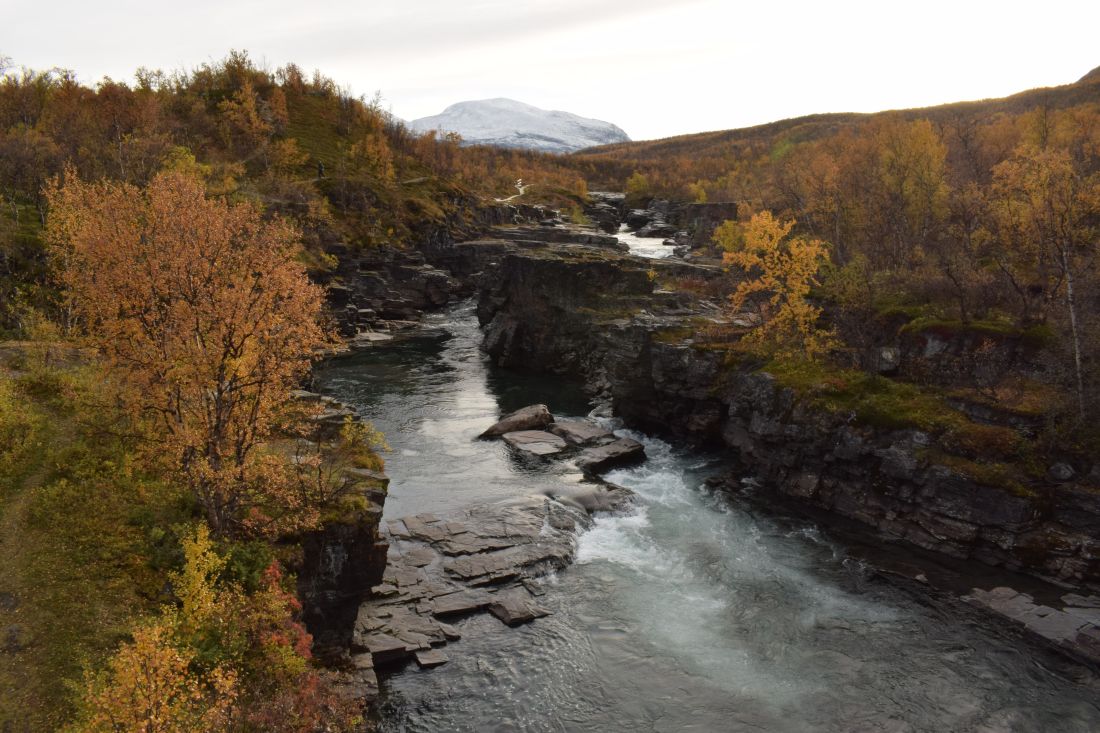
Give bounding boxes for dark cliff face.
[297,504,390,650]
[292,411,392,650]
[324,203,558,336]
[443,235,1100,588]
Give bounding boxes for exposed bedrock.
[423,234,1100,589]
[337,488,634,700]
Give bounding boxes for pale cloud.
[4,0,1099,141]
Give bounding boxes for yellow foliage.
[717,211,834,359]
[67,524,356,732]
[171,525,226,630]
[268,138,308,176]
[348,132,395,182]
[625,171,650,196]
[67,622,237,733]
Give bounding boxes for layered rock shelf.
[481,404,646,475]
[323,210,1100,693]
[337,488,632,702]
[964,586,1100,668]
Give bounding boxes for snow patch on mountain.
[409,98,630,154]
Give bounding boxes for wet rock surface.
[967,586,1100,665]
[480,403,553,437]
[549,418,617,446]
[342,491,632,700]
[576,437,647,474]
[501,430,568,456]
[483,405,648,473]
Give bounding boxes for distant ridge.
[1079,65,1100,84]
[409,98,630,154]
[577,66,1100,161]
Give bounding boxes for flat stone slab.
[577,437,646,474]
[431,590,492,617]
[358,633,409,666]
[488,589,551,626]
[351,490,634,695]
[480,404,553,438]
[398,546,437,567]
[550,419,616,447]
[415,649,449,668]
[502,430,569,457]
[967,586,1100,662]
[1063,593,1100,608]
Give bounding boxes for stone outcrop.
[481,404,647,473]
[293,394,391,651]
[342,490,632,699]
[323,203,559,338]
[576,437,647,475]
[426,230,1100,589]
[967,586,1100,665]
[479,403,553,437]
[502,430,569,456]
[636,220,679,239]
[550,419,616,446]
[585,192,624,234]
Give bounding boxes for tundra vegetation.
[1,50,1099,729]
[583,85,1100,445]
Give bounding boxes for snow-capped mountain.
[409,98,630,154]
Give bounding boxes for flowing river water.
[315,304,1100,732]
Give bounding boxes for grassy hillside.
[573,67,1100,195]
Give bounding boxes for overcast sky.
[4,0,1100,141]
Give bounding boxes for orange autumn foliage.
[45,170,332,537]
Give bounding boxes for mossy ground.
[0,350,188,731]
[0,342,390,729]
[756,357,1046,492]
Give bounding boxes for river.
[315,303,1100,733]
[614,224,675,259]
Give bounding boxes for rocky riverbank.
[428,224,1100,590]
[353,215,1100,668]
[343,484,633,698]
[316,399,638,706]
[318,203,1100,694]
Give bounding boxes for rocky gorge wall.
[291,395,392,652]
[441,234,1100,590]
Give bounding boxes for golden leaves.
[717,211,834,360]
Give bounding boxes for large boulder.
[576,437,646,474]
[637,220,679,238]
[625,209,656,229]
[586,202,621,234]
[480,404,553,438]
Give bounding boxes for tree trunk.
[1060,246,1086,420]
